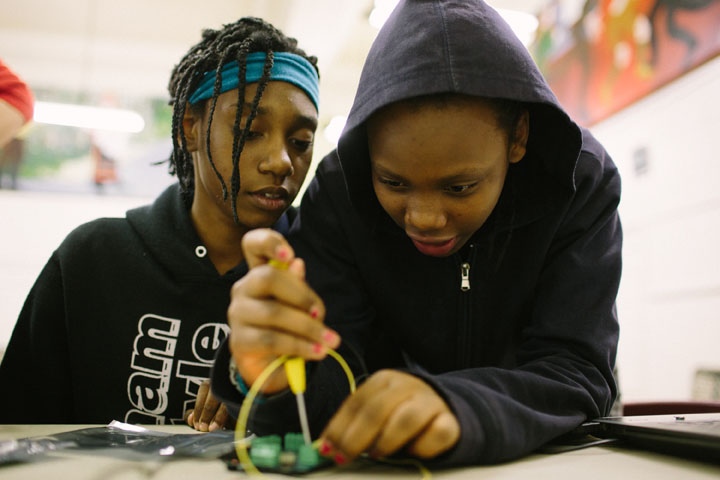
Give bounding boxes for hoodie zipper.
[457,244,476,366]
[460,262,471,291]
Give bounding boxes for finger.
[192,381,210,430]
[231,265,325,321]
[369,394,444,458]
[185,410,194,427]
[209,402,232,431]
[321,371,403,462]
[407,411,461,459]
[230,324,329,362]
[198,389,221,431]
[242,228,294,269]
[288,257,305,280]
[229,296,337,352]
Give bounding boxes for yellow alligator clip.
[269,259,312,446]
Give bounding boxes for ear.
[508,109,529,164]
[181,104,203,153]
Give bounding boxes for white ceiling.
[0,0,551,124]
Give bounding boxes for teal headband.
[188,52,319,110]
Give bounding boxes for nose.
[258,138,294,179]
[404,194,447,232]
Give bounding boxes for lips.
[408,234,458,257]
[248,186,290,211]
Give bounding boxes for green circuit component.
[252,434,282,449]
[284,432,305,452]
[249,442,281,469]
[278,450,298,469]
[240,433,326,474]
[296,444,321,469]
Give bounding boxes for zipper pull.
[461,262,470,291]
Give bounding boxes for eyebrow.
[373,163,489,183]
[234,102,267,116]
[231,102,317,130]
[293,114,318,131]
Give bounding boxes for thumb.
[242,228,295,269]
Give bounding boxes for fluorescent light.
[324,115,347,145]
[33,101,145,133]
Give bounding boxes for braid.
[203,45,241,201]
[166,17,319,210]
[230,51,274,222]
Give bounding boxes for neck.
[190,199,248,275]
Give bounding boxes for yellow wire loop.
[233,348,356,477]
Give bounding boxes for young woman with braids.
[0,17,320,429]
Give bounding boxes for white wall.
[590,56,720,402]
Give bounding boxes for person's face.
[184,81,317,230]
[367,97,528,257]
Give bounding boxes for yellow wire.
[233,348,356,477]
[325,348,356,394]
[232,348,431,480]
[234,354,288,476]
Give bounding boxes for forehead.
[369,95,499,131]
[213,81,318,121]
[367,98,506,175]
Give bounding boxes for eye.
[290,138,313,152]
[378,177,405,188]
[445,183,477,194]
[246,131,263,139]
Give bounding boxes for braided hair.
[167,17,319,220]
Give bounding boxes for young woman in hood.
[216,0,621,467]
[0,18,320,429]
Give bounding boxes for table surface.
[1,425,719,479]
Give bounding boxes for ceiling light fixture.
[33,101,145,133]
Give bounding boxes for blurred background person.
[0,58,34,188]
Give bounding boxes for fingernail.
[199,422,209,432]
[310,306,320,319]
[187,412,194,423]
[319,441,331,456]
[209,422,220,432]
[323,330,338,345]
[313,343,324,354]
[276,247,289,260]
[334,452,346,465]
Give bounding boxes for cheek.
[292,153,313,177]
[455,192,500,231]
[373,186,403,221]
[461,208,491,231]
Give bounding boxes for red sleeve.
[0,58,34,123]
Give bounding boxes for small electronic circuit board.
[225,433,332,475]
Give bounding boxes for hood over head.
[337,0,582,207]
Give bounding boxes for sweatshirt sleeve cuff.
[406,370,490,466]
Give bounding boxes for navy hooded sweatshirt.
[0,183,293,425]
[213,0,622,465]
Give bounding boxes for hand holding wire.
[227,229,340,393]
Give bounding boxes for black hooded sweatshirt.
[213,0,622,465]
[0,183,293,425]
